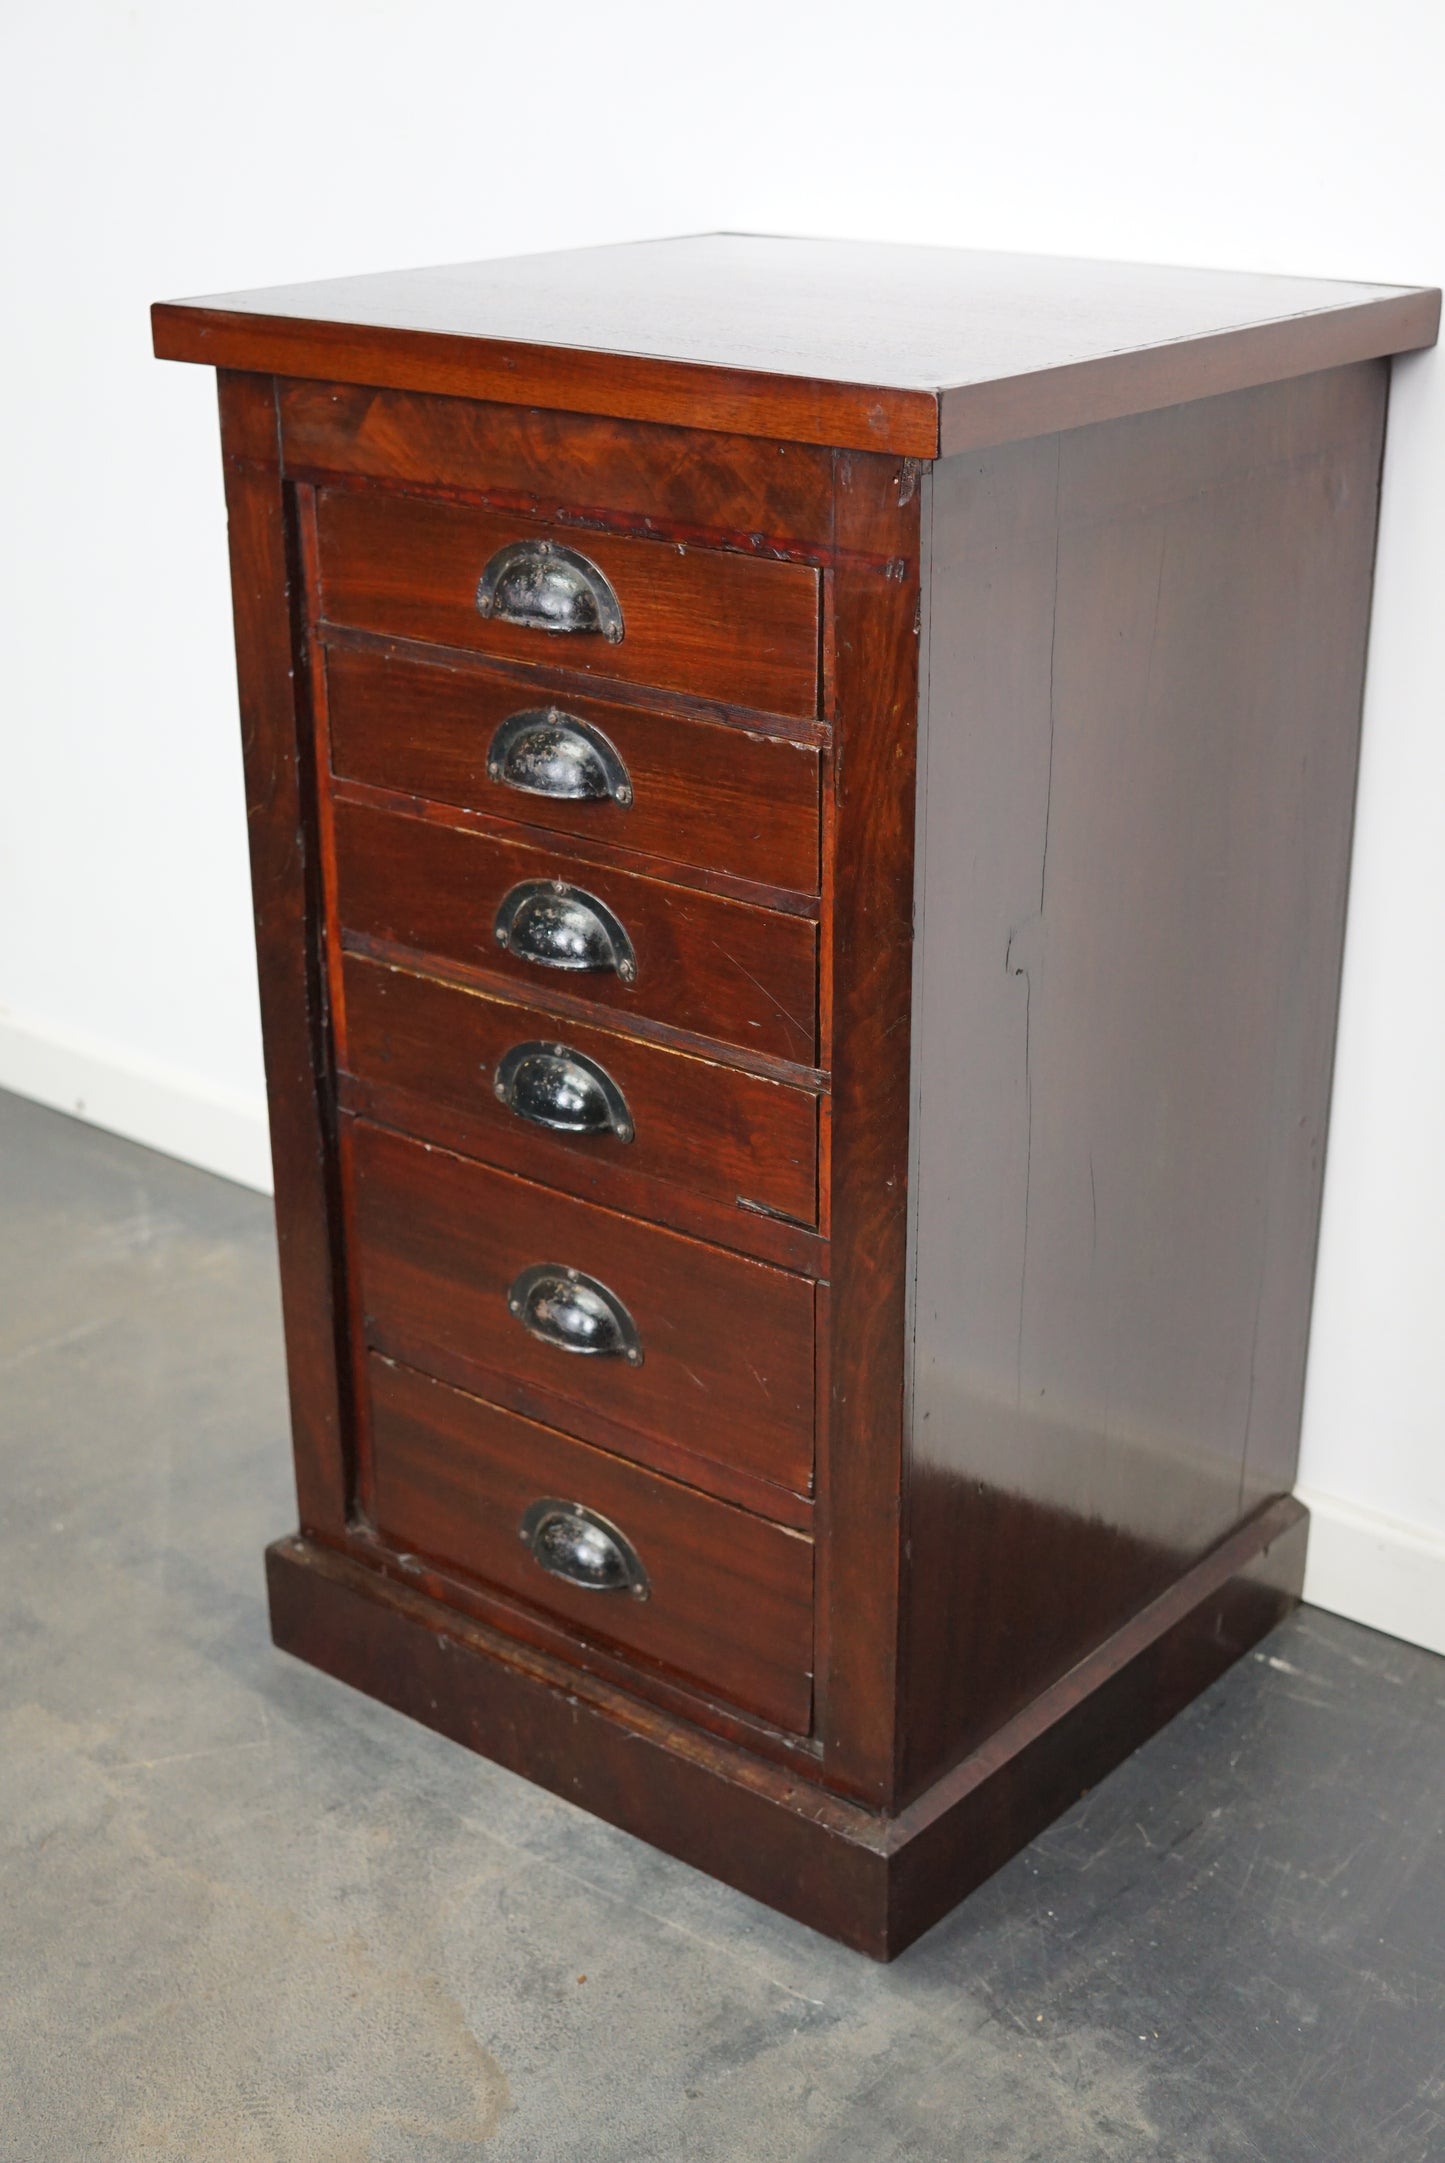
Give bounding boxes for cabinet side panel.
[902,365,1386,1797]
[218,370,349,1536]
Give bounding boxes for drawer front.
[366,1354,814,1734]
[340,955,819,1227]
[333,798,818,1066]
[348,1119,816,1497]
[326,644,822,894]
[315,489,821,718]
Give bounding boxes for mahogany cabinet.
[153,237,1438,1956]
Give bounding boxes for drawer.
[333,798,818,1067]
[365,1354,814,1734]
[314,489,821,718]
[339,955,819,1228]
[348,1119,816,1498]
[325,642,822,894]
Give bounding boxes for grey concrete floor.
[1,1086,1443,2163]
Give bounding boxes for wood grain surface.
[156,236,1438,454]
[315,486,821,716]
[811,451,925,1805]
[325,640,822,892]
[266,1492,1306,1958]
[338,953,820,1234]
[900,365,1387,1801]
[164,236,1430,1954]
[279,379,836,551]
[346,1118,817,1499]
[365,1354,815,1733]
[331,796,818,1065]
[216,374,351,1539]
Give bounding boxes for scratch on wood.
[710,942,811,1043]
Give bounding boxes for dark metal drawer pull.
[494,1042,634,1142]
[476,540,625,644]
[487,707,633,807]
[507,1262,644,1366]
[494,880,636,983]
[519,1498,649,1599]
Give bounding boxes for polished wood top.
[154,233,1439,455]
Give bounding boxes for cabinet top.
[153,233,1438,459]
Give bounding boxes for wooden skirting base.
[267,1495,1307,1960]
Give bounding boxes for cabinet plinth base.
[267,1495,1306,1960]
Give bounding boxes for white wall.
[2,0,1441,1649]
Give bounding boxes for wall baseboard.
[0,1009,272,1194]
[1297,1484,1445,1658]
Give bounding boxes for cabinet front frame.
[219,369,922,1801]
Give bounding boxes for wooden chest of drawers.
[154,237,1438,1956]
